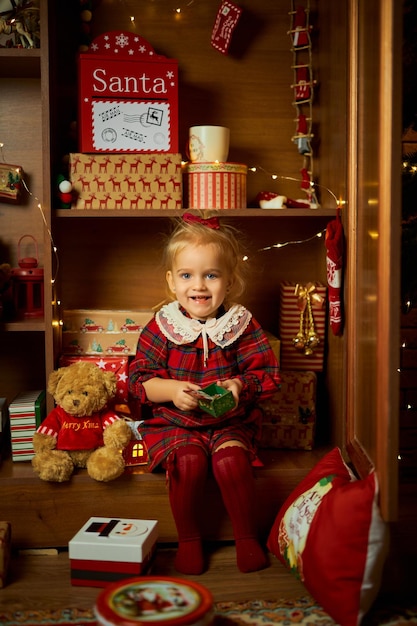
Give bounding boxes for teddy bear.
[32,361,132,482]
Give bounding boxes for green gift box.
[195,384,235,418]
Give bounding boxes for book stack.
[9,390,46,461]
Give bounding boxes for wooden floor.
[0,544,308,612]
[0,475,416,614]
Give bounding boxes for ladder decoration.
[289,2,318,207]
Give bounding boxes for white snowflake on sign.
[91,43,99,51]
[128,49,134,55]
[167,71,174,79]
[116,33,130,48]
[139,45,147,53]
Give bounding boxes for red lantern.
[11,235,44,318]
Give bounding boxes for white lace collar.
[155,301,252,365]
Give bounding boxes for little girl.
[129,212,280,575]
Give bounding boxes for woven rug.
[1,597,417,626]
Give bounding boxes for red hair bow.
[183,212,220,230]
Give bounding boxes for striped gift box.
[183,162,247,209]
[279,282,327,371]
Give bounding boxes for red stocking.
[292,6,309,48]
[325,210,344,335]
[167,444,208,575]
[212,446,268,573]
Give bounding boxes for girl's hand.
[143,378,201,410]
[216,378,242,406]
[172,382,202,411]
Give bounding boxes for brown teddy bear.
[32,361,132,482]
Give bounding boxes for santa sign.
[78,31,178,153]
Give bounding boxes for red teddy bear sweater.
[36,406,120,451]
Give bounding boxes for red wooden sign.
[78,31,178,153]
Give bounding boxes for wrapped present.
[69,517,158,587]
[9,390,46,461]
[279,282,327,371]
[259,370,316,450]
[0,521,11,588]
[62,309,154,356]
[59,355,130,404]
[265,331,280,365]
[182,162,247,210]
[69,154,182,210]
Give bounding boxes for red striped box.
[69,517,158,587]
[279,282,327,371]
[183,162,247,209]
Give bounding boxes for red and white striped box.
[259,370,317,450]
[183,162,247,209]
[69,517,158,587]
[279,282,327,371]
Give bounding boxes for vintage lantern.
[11,235,44,318]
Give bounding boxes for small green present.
[193,384,235,417]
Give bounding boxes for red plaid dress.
[129,302,280,470]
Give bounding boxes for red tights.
[167,444,208,575]
[167,444,267,575]
[211,445,268,573]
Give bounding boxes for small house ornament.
[78,31,179,153]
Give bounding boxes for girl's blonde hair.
[163,214,248,302]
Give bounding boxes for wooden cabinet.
[0,0,401,546]
[0,0,54,404]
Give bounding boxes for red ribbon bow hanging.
[183,212,220,230]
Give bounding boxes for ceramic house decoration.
[78,31,178,153]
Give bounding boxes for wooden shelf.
[54,208,338,218]
[0,447,330,549]
[0,318,45,332]
[0,48,41,78]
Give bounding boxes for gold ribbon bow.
[292,282,322,356]
[294,282,324,311]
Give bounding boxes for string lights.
[20,179,59,287]
[249,165,341,209]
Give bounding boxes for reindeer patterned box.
[69,153,182,210]
[258,370,317,450]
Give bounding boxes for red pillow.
[267,448,388,626]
